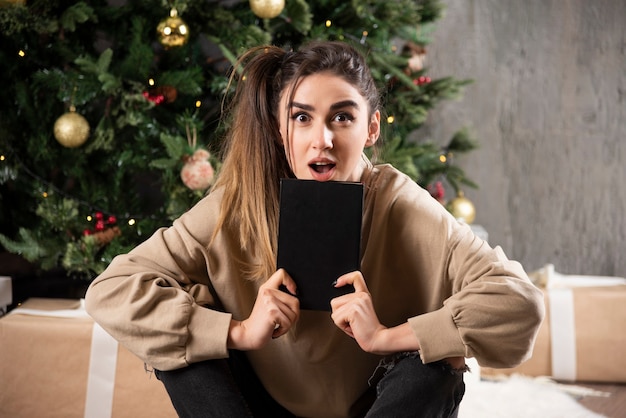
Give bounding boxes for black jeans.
[155,350,465,418]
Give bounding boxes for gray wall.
[419,0,626,276]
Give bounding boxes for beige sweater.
[85,162,544,418]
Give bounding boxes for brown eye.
[292,112,310,123]
[333,112,354,123]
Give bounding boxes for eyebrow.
[290,100,360,112]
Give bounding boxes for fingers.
[266,268,298,296]
[263,269,299,314]
[260,269,299,338]
[330,305,355,338]
[331,271,369,312]
[233,269,301,350]
[330,293,386,352]
[330,271,385,350]
[334,271,369,293]
[271,305,298,338]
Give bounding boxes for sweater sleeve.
[372,169,545,369]
[85,192,232,371]
[410,237,545,368]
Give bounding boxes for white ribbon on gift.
[0,276,13,315]
[548,288,577,381]
[544,264,626,381]
[84,322,118,418]
[9,298,91,318]
[10,299,119,418]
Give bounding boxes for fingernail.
[331,280,337,287]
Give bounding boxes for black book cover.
[276,179,363,311]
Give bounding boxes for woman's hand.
[330,271,422,356]
[228,269,299,351]
[330,271,388,353]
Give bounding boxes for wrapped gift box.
[481,265,626,383]
[0,298,177,418]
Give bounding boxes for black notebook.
[276,179,363,311]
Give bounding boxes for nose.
[312,124,333,150]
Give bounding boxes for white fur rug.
[459,371,609,418]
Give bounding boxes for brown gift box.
[481,284,626,383]
[0,298,177,418]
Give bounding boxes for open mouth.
[309,161,336,174]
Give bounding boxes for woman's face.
[279,72,380,182]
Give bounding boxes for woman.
[85,41,544,418]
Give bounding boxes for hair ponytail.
[212,46,292,280]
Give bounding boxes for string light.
[387,116,395,124]
[18,50,26,58]
[86,215,93,222]
[0,155,5,161]
[148,78,155,86]
[42,192,48,198]
[360,31,368,44]
[325,20,332,27]
[195,100,201,108]
[439,154,447,163]
[128,219,136,226]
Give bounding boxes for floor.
[578,382,626,418]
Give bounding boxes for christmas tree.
[0,0,477,279]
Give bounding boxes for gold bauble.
[446,191,476,224]
[157,9,189,48]
[249,0,285,19]
[53,110,90,148]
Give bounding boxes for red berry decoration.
[428,181,446,204]
[143,91,165,105]
[414,76,432,86]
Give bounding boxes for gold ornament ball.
[53,111,90,148]
[249,0,285,19]
[157,9,189,48]
[447,191,476,224]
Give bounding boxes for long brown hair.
[212,41,381,281]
